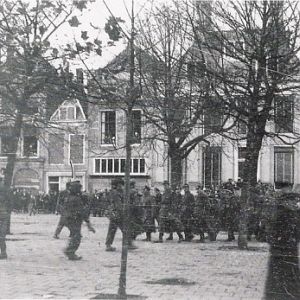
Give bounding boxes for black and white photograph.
[0,0,300,299]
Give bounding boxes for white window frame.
[21,135,39,158]
[94,157,146,176]
[132,109,142,146]
[100,110,117,146]
[274,146,294,185]
[48,133,65,165]
[68,134,85,165]
[52,100,86,123]
[46,172,86,193]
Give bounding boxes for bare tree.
[134,4,234,188]
[182,0,300,248]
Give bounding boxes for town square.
[1,0,300,299]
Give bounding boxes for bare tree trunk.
[238,132,262,249]
[118,1,135,297]
[4,113,23,187]
[4,112,23,234]
[170,152,182,188]
[118,109,132,298]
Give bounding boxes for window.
[223,40,244,57]
[23,136,38,157]
[238,147,247,179]
[48,176,59,192]
[70,134,84,164]
[60,107,67,120]
[132,110,141,144]
[203,101,223,134]
[94,158,146,175]
[67,107,75,119]
[55,103,85,121]
[202,147,222,188]
[0,136,15,156]
[49,134,64,164]
[274,147,294,187]
[101,111,116,144]
[275,96,294,133]
[0,127,16,156]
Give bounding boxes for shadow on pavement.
[218,245,268,252]
[144,277,196,286]
[92,294,147,299]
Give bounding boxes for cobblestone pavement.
[0,214,270,300]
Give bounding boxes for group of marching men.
[104,178,241,251]
[50,177,273,259]
[0,173,277,260]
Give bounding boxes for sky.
[51,0,170,71]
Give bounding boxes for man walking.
[155,181,184,243]
[105,178,137,251]
[53,182,71,239]
[62,180,95,260]
[181,183,195,241]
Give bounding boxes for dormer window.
[51,100,86,122]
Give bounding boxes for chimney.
[195,0,213,28]
[76,68,84,84]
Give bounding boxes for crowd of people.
[9,189,59,215]
[1,177,300,298]
[103,178,277,251]
[0,176,297,261]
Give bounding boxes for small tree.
[0,0,95,232]
[0,0,91,185]
[83,0,139,297]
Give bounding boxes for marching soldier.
[105,178,137,251]
[62,180,95,260]
[129,181,144,240]
[181,183,195,242]
[0,177,11,259]
[153,188,162,230]
[53,182,71,239]
[154,181,184,243]
[142,186,156,241]
[219,188,240,241]
[192,185,209,242]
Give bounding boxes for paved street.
[1,214,270,300]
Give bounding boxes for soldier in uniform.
[53,182,71,239]
[62,180,95,260]
[129,181,144,240]
[181,184,195,241]
[247,185,263,241]
[219,188,240,241]
[142,186,156,241]
[192,185,209,242]
[154,181,184,243]
[0,177,11,259]
[153,188,162,227]
[265,182,300,300]
[105,178,137,251]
